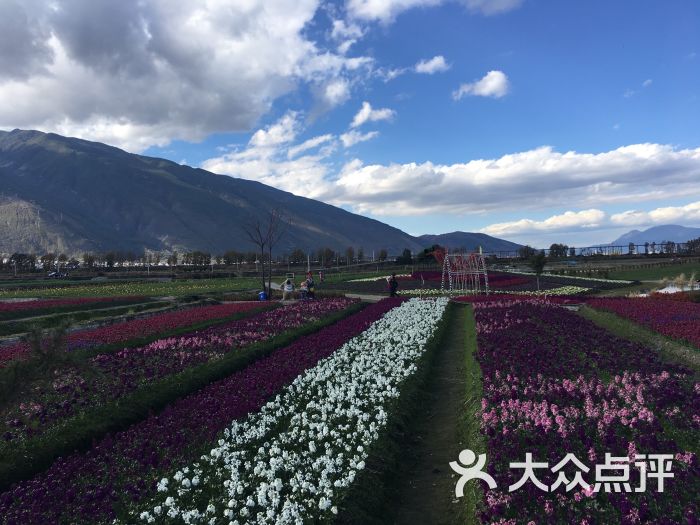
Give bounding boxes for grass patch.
[335,301,453,524]
[608,261,700,282]
[460,304,485,524]
[0,277,262,299]
[578,306,700,372]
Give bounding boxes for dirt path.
[391,303,472,525]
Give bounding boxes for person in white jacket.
[282,278,295,301]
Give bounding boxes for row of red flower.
[0,296,148,314]
[588,297,700,349]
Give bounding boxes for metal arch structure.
[433,248,489,294]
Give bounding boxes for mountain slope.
[0,129,426,255]
[416,231,522,252]
[610,225,700,245]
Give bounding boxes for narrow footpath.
[392,303,476,525]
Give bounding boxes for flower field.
[121,297,449,524]
[399,285,590,297]
[0,278,260,299]
[0,299,353,445]
[588,297,700,349]
[0,297,408,524]
[474,299,699,524]
[0,277,696,524]
[0,302,271,366]
[0,296,148,319]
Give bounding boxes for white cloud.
[460,0,524,15]
[479,201,700,241]
[642,78,653,87]
[330,19,365,55]
[325,78,352,106]
[326,144,700,216]
[346,0,443,24]
[481,209,606,236]
[340,130,379,147]
[201,114,334,199]
[611,202,700,227]
[287,134,334,158]
[415,55,450,74]
[453,70,509,99]
[350,101,396,128]
[0,0,369,152]
[249,112,300,148]
[346,0,523,23]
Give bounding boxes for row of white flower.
[126,297,450,525]
[397,285,590,297]
[505,269,634,284]
[345,273,411,283]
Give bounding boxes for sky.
[1,0,700,247]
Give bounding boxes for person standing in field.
[282,278,295,301]
[389,273,399,297]
[306,271,316,299]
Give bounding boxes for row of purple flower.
[0,297,405,524]
[473,299,699,525]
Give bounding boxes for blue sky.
[2,0,700,247]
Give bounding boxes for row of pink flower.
[588,297,700,349]
[473,300,699,525]
[1,299,355,444]
[0,296,147,313]
[0,302,268,367]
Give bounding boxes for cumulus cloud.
[249,113,300,148]
[480,201,700,239]
[481,210,606,236]
[460,0,524,15]
[611,201,700,226]
[415,55,450,74]
[350,101,396,128]
[346,0,523,23]
[340,130,379,147]
[201,113,335,199]
[326,144,700,216]
[453,70,510,99]
[0,0,370,152]
[331,19,365,54]
[346,0,443,24]
[288,134,334,158]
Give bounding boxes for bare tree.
[266,209,290,295]
[242,209,290,298]
[242,215,268,294]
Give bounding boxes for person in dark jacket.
[389,273,399,297]
[306,271,316,299]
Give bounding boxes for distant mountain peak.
[611,224,700,245]
[0,129,520,256]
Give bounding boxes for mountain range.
[610,225,700,245]
[0,129,520,256]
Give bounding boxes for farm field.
[0,278,697,524]
[607,261,700,282]
[0,277,262,299]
